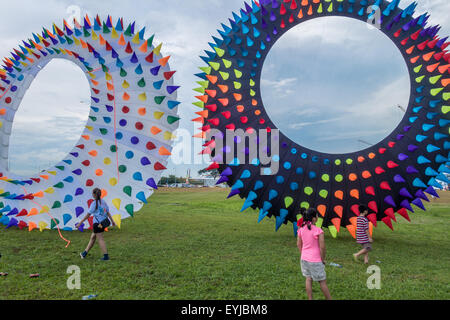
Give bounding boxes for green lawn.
[0,187,449,300]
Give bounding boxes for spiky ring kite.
[0,16,180,233]
[194,0,450,237]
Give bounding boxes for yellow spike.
[112,214,121,229]
[153,42,162,56]
[111,27,119,39]
[112,198,121,210]
[132,32,140,44]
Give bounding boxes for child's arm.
[319,233,326,264]
[107,211,116,226]
[75,213,90,229]
[366,228,373,242]
[297,235,302,254]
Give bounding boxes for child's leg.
[85,233,97,253]
[305,277,313,300]
[319,280,332,300]
[354,248,368,258]
[96,233,108,255]
[364,252,369,264]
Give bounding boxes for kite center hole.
[9,59,91,176]
[261,17,410,154]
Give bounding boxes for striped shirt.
[356,215,370,244]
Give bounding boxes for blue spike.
[275,209,289,231]
[200,56,210,64]
[241,198,254,212]
[240,170,251,179]
[418,156,431,164]
[426,144,440,153]
[439,164,450,174]
[436,173,450,184]
[262,201,272,212]
[136,191,148,204]
[254,180,264,190]
[413,178,427,188]
[416,135,427,142]
[444,141,450,150]
[422,124,435,132]
[436,154,448,163]
[231,179,244,190]
[268,189,278,201]
[425,167,439,176]
[258,209,269,223]
[428,178,443,189]
[195,72,207,80]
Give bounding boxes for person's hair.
[93,188,102,210]
[359,204,369,216]
[301,208,319,230]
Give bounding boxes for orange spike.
[317,205,326,217]
[191,117,205,123]
[427,62,440,73]
[438,64,449,74]
[193,132,206,139]
[441,78,450,87]
[28,222,37,232]
[298,8,303,19]
[151,126,162,135]
[218,98,229,106]
[233,93,242,101]
[350,189,360,199]
[159,146,171,156]
[196,110,209,118]
[139,39,148,53]
[346,225,356,239]
[196,95,209,103]
[98,34,106,45]
[205,89,217,98]
[334,190,344,200]
[217,84,229,93]
[159,56,170,67]
[33,191,44,198]
[118,33,126,46]
[334,206,343,218]
[331,218,341,233]
[423,51,435,61]
[206,75,218,84]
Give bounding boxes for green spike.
[222,59,232,68]
[328,225,338,238]
[413,64,422,73]
[197,80,209,89]
[125,204,134,217]
[83,28,91,37]
[234,81,242,90]
[214,47,225,57]
[192,101,204,108]
[442,106,450,114]
[194,87,205,94]
[123,186,132,197]
[167,116,180,124]
[219,71,229,80]
[429,75,442,85]
[431,88,444,96]
[138,78,146,87]
[53,182,64,189]
[199,66,212,74]
[102,22,110,34]
[147,35,154,47]
[124,24,133,36]
[209,61,220,71]
[52,201,62,209]
[51,218,60,229]
[284,196,294,208]
[120,68,127,77]
[415,75,425,83]
[234,69,243,78]
[154,96,166,105]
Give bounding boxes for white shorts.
[301,260,326,281]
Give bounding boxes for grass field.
[0,187,449,300]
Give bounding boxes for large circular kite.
[0,16,180,232]
[194,0,450,237]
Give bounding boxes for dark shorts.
[93,223,105,234]
[360,242,372,251]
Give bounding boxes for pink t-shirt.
[298,224,324,263]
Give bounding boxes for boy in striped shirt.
[353,204,373,264]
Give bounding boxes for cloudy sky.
[2,0,449,177]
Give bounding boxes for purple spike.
[399,187,413,198]
[6,208,18,216]
[396,134,405,140]
[106,16,113,28]
[6,218,18,229]
[273,26,278,35]
[216,176,229,184]
[415,189,429,202]
[424,186,439,197]
[398,153,409,161]
[403,125,411,132]
[393,12,402,23]
[270,11,276,22]
[245,2,252,13]
[146,178,158,189]
[384,195,396,207]
[411,198,426,211]
[406,166,419,174]
[394,174,406,183]
[266,34,271,42]
[227,189,240,198]
[262,18,268,29]
[408,145,418,152]
[222,167,233,176]
[437,36,448,48]
[271,0,279,9]
[401,199,414,212]
[261,4,268,15]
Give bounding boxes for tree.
[198,168,220,179]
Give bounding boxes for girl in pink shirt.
[297,208,332,300]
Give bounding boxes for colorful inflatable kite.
[0,16,180,232]
[194,0,450,237]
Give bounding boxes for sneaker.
[80,251,87,259]
[100,254,110,261]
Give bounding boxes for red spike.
[125,42,133,54]
[396,208,410,222]
[206,162,220,171]
[381,216,394,230]
[367,213,377,227]
[145,52,154,63]
[207,118,220,126]
[368,201,378,213]
[384,208,396,222]
[205,104,217,112]
[380,181,391,191]
[164,71,176,80]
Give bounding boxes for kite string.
[20,185,71,248]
